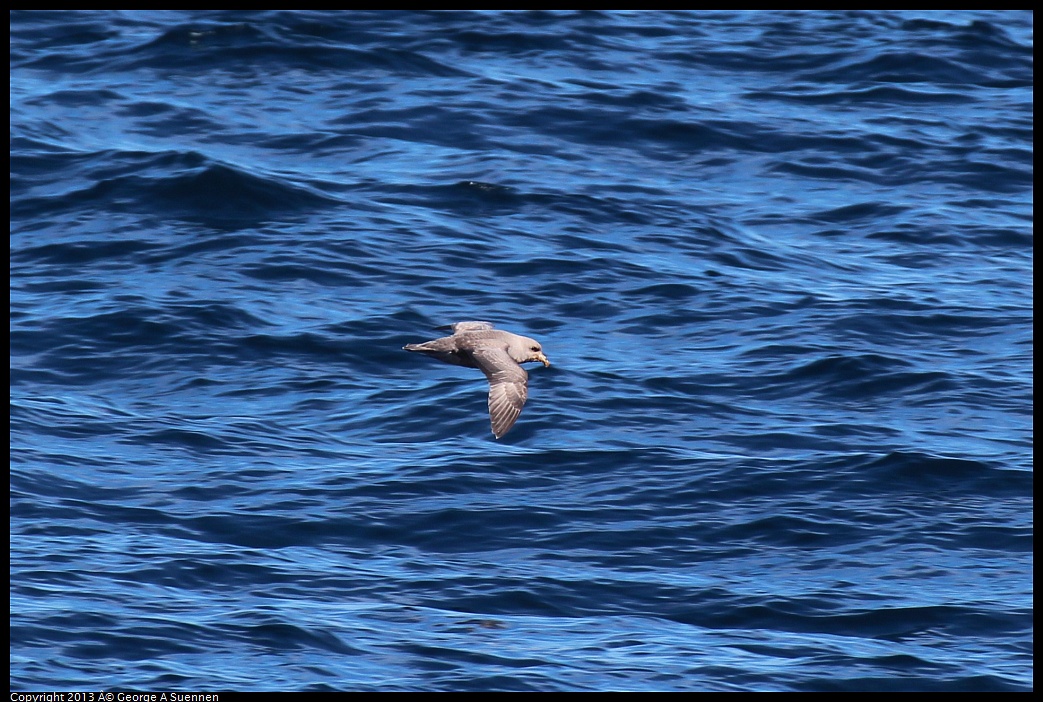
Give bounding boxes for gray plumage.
[403,321,550,439]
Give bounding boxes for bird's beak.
[537,353,550,367]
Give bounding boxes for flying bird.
[403,321,550,439]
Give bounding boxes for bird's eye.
[531,346,540,351]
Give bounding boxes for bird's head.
[511,336,550,367]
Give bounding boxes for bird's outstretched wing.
[437,321,495,334]
[471,346,529,439]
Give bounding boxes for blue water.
[10,10,1032,692]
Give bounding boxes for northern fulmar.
[403,321,550,439]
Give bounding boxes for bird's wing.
[438,321,495,333]
[471,346,529,439]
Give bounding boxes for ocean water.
[9,10,1032,692]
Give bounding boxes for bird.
[403,321,550,439]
